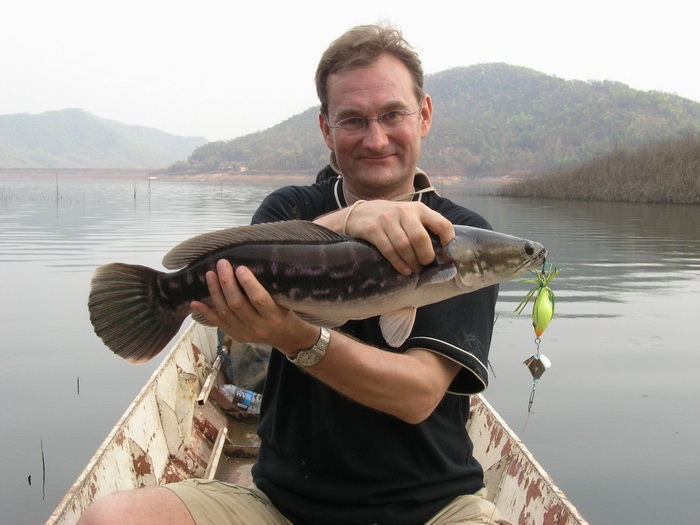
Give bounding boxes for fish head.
[443,226,547,290]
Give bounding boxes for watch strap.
[288,327,331,368]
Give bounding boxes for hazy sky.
[2,0,698,142]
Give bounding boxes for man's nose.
[362,119,390,150]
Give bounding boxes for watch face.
[297,350,321,367]
[290,328,329,368]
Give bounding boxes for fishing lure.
[515,263,561,419]
[515,263,560,332]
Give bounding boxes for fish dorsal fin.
[162,220,348,270]
[379,307,417,348]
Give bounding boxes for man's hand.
[316,200,455,275]
[190,254,461,424]
[190,260,319,355]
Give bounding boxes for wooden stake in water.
[41,439,46,501]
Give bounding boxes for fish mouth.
[517,244,548,272]
[530,246,548,267]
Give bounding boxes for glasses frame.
[326,104,422,133]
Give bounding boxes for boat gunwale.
[46,324,199,524]
[470,394,588,524]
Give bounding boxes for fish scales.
[160,239,411,309]
[88,220,547,362]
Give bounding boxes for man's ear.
[420,94,433,139]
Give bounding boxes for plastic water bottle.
[220,384,262,415]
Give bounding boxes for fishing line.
[487,360,497,379]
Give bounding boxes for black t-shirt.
[250,173,498,525]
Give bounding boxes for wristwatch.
[288,327,331,368]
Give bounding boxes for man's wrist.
[284,325,321,358]
[287,327,331,368]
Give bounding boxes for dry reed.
[500,134,700,204]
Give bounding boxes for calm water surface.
[1,176,699,524]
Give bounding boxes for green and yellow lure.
[515,264,561,337]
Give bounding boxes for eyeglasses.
[327,107,421,133]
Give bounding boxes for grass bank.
[498,133,700,204]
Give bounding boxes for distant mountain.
[0,108,207,169]
[170,63,700,177]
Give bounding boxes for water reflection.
[456,194,700,312]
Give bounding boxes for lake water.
[1,174,699,524]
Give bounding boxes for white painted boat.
[47,323,588,525]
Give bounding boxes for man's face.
[319,53,432,199]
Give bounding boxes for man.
[78,24,509,525]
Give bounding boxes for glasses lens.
[341,118,366,132]
[332,107,419,132]
[379,111,405,128]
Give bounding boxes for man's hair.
[315,24,425,117]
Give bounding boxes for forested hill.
[171,63,700,177]
[0,109,207,169]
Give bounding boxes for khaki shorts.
[166,479,512,525]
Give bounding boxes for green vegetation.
[498,133,700,204]
[5,64,700,184]
[168,63,700,177]
[167,109,326,174]
[0,109,207,169]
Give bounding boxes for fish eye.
[524,242,534,256]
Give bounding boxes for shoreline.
[0,168,510,189]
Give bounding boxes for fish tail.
[88,262,185,363]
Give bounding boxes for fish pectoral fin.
[295,313,348,328]
[417,264,457,286]
[379,308,417,348]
